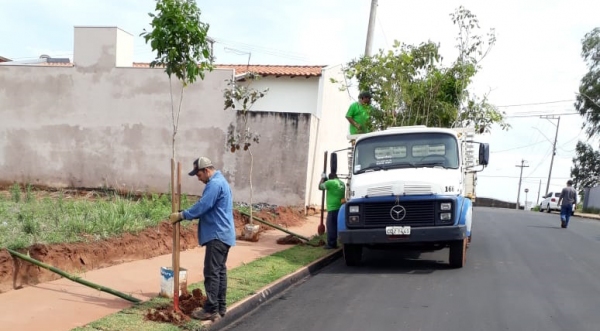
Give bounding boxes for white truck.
[332,125,489,268]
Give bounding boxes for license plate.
[385,226,411,235]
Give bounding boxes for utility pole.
[540,115,560,196]
[536,179,541,205]
[516,159,529,210]
[364,0,378,57]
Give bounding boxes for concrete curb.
[574,213,600,221]
[202,248,342,330]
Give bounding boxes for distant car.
[539,192,575,215]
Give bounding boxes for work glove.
[170,212,183,224]
[321,172,327,180]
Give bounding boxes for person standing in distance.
[557,179,577,229]
[319,172,346,249]
[346,91,373,135]
[170,156,236,321]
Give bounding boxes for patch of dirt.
[145,306,189,326]
[145,288,206,325]
[0,221,199,293]
[276,235,304,245]
[179,288,207,315]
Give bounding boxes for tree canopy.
[140,0,214,159]
[575,27,600,139]
[333,6,509,134]
[141,0,213,85]
[570,141,600,195]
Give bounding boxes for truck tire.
[449,238,467,268]
[343,244,362,266]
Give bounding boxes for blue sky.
[2,0,599,204]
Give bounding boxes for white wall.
[0,26,317,206]
[245,76,320,114]
[304,65,353,206]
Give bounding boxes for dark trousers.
[203,239,230,314]
[560,204,573,227]
[326,209,339,248]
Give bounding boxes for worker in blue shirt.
[170,156,236,321]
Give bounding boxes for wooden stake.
[171,158,180,311]
[175,162,182,297]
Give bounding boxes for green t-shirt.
[319,179,346,211]
[345,101,371,135]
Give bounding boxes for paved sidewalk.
[575,211,600,220]
[0,216,321,331]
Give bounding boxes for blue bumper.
[337,194,472,244]
[339,225,466,244]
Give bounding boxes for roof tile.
[133,63,325,77]
[217,64,325,77]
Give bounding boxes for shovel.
[318,151,328,236]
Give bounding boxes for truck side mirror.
[330,152,338,174]
[478,143,490,166]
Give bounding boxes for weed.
[10,183,21,203]
[25,183,34,203]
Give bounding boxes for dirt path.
[0,216,321,331]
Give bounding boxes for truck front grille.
[363,201,436,227]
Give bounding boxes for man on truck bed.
[346,91,373,135]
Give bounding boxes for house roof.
[132,63,326,77]
[216,64,325,77]
[0,56,11,62]
[6,59,325,76]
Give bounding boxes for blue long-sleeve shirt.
[182,170,236,247]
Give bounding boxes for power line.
[505,112,580,118]
[491,140,547,153]
[480,175,571,179]
[377,16,389,49]
[523,146,552,178]
[213,38,308,60]
[497,99,575,108]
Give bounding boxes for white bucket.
[159,267,188,298]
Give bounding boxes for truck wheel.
[343,244,362,266]
[449,238,467,268]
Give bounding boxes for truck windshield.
[353,132,460,174]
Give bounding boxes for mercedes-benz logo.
[390,205,406,221]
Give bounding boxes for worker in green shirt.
[345,91,373,135]
[319,172,346,249]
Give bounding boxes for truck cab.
[335,125,489,268]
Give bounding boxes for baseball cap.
[188,156,213,176]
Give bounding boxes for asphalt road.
[223,207,600,331]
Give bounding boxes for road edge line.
[205,248,343,330]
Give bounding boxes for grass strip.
[0,184,195,250]
[71,235,330,331]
